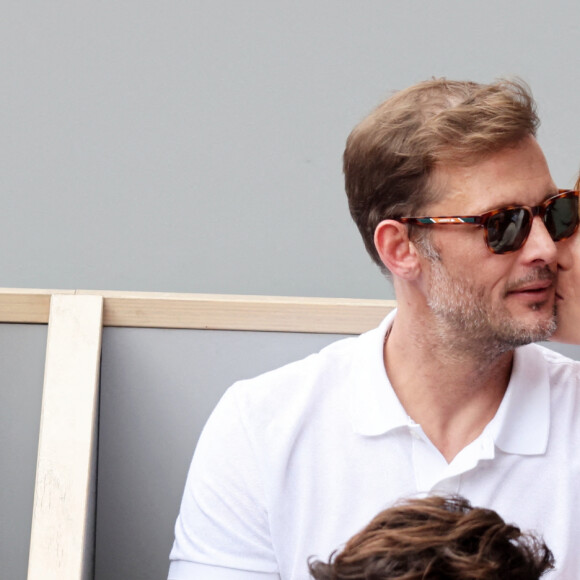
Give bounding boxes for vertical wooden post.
[28,294,103,580]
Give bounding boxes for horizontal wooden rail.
[0,289,395,334]
[0,290,72,324]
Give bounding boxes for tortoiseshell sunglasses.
[396,189,580,255]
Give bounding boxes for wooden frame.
[27,295,103,580]
[0,288,394,580]
[0,288,395,334]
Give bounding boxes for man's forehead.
[427,142,556,214]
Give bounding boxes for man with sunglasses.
[169,79,580,580]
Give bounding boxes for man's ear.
[374,220,422,280]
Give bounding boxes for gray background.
[0,325,47,579]
[3,1,580,299]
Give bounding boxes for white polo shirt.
[169,311,580,579]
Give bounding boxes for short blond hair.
[344,78,539,269]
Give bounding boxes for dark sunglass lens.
[545,194,579,240]
[487,208,531,253]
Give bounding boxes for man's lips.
[508,280,554,294]
[504,268,556,299]
[505,280,556,303]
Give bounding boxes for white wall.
[3,1,580,299]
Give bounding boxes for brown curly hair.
[308,495,554,579]
[343,78,539,270]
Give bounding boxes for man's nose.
[520,216,558,265]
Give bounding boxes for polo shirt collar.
[347,310,551,456]
[347,309,409,436]
[486,343,550,455]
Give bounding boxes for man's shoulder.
[224,320,387,423]
[231,332,360,402]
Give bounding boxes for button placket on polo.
[410,421,496,493]
[410,422,448,492]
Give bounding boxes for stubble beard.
[426,260,557,360]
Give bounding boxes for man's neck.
[384,313,513,463]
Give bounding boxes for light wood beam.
[27,294,103,580]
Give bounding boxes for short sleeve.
[169,386,280,579]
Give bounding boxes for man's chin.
[497,317,557,347]
[507,302,557,338]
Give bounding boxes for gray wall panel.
[95,327,348,580]
[0,324,47,578]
